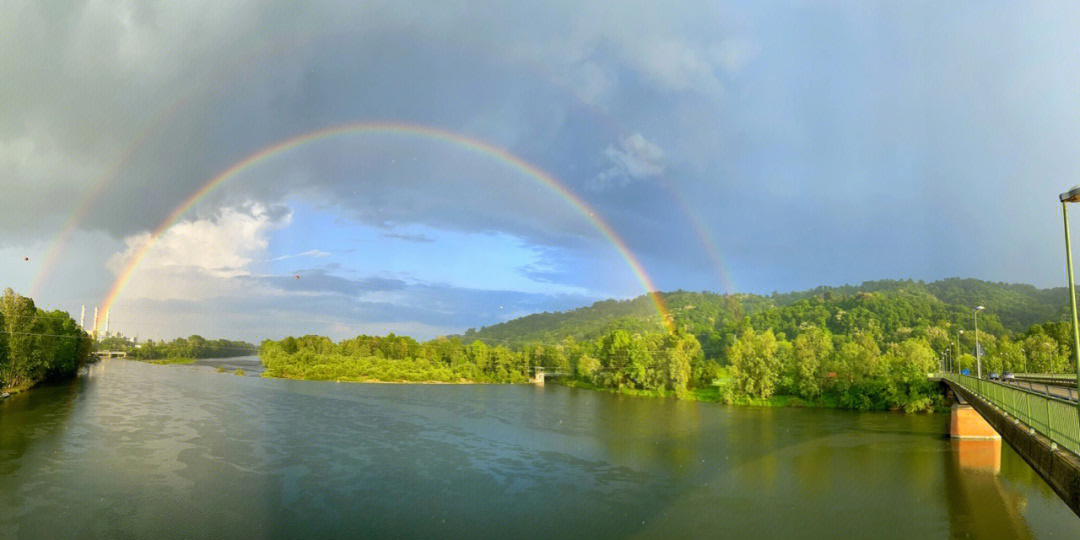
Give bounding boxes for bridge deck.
[1003,378,1079,402]
[942,374,1080,517]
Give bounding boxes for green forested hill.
[263,278,1076,412]
[770,278,1068,331]
[462,278,1071,356]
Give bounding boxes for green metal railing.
[1015,373,1077,381]
[944,373,1080,456]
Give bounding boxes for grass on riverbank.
[141,357,196,365]
[1,380,37,396]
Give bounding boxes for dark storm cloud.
[1,1,737,289]
[6,0,1080,304]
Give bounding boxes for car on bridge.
[1003,371,1015,381]
[989,372,1000,380]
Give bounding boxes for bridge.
[940,372,1080,517]
[1005,374,1079,402]
[93,350,127,359]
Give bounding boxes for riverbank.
[1,379,37,398]
[258,372,493,384]
[140,357,196,365]
[554,379,949,412]
[557,379,832,406]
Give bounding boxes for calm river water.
[1,359,1078,539]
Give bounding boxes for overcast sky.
[4,1,1080,342]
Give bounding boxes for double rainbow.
[94,121,674,334]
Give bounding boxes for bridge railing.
[1014,373,1076,380]
[945,373,1080,456]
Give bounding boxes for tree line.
[259,330,709,396]
[462,278,1073,351]
[98,334,256,360]
[261,284,1080,412]
[0,288,93,390]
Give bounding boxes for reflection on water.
[946,438,1032,540]
[188,355,265,376]
[0,359,1077,540]
[0,376,81,474]
[956,439,1002,474]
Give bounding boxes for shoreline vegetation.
[256,279,1080,413]
[1,289,93,394]
[9,278,1079,413]
[256,327,947,412]
[96,335,256,361]
[143,357,196,365]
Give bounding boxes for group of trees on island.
[259,330,710,396]
[0,288,92,390]
[97,335,256,360]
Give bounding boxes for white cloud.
[106,203,291,302]
[711,37,760,73]
[326,321,457,341]
[593,132,665,189]
[628,38,724,95]
[269,249,330,262]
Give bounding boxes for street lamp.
[1058,185,1080,415]
[974,306,985,378]
[956,330,964,375]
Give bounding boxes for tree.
[994,338,1024,373]
[729,328,783,398]
[1,288,37,387]
[882,339,937,412]
[660,331,700,396]
[576,354,600,383]
[0,289,90,389]
[791,326,832,400]
[1023,334,1062,373]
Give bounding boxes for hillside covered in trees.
[461,278,1069,354]
[0,289,93,391]
[257,278,1078,412]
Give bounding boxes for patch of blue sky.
[262,200,601,297]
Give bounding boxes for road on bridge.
[1001,378,1079,402]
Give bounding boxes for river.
[1,359,1078,539]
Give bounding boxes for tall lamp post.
[1057,185,1080,416]
[974,306,985,378]
[956,330,964,375]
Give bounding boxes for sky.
[4,0,1080,342]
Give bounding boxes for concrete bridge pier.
[950,402,1001,440]
[942,377,1080,517]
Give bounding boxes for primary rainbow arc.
[95,121,674,335]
